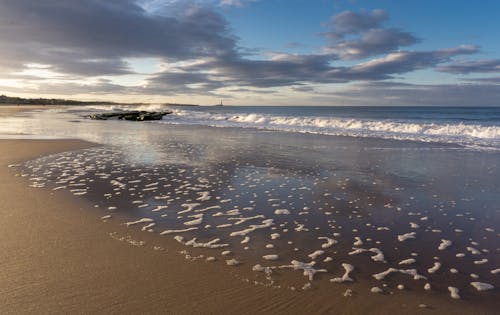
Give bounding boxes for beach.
[0,106,498,314]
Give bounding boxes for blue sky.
[224,0,500,59]
[0,0,499,105]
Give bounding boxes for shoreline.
[0,103,498,314]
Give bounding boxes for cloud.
[162,45,478,90]
[437,59,500,74]
[326,9,387,34]
[146,70,224,95]
[321,9,419,60]
[0,2,492,104]
[345,46,478,79]
[464,76,500,84]
[325,28,419,60]
[320,81,500,106]
[0,0,237,76]
[219,0,255,7]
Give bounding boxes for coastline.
[0,109,497,314]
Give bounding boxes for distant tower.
[220,99,223,106]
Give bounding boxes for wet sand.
[0,140,496,314]
[0,105,54,117]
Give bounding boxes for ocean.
[92,105,500,150]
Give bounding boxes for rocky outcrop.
[88,110,172,121]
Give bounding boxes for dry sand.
[0,140,495,313]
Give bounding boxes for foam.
[308,250,325,260]
[474,258,488,265]
[195,205,221,213]
[109,232,145,247]
[371,287,383,293]
[448,286,460,299]
[270,233,280,240]
[184,214,204,226]
[467,246,481,255]
[160,108,500,149]
[196,191,211,201]
[470,282,494,291]
[427,262,441,274]
[263,254,279,261]
[253,264,273,273]
[141,222,156,231]
[343,289,353,297]
[399,258,416,265]
[216,223,233,228]
[226,259,240,266]
[318,236,337,249]
[397,232,416,242]
[349,247,386,263]
[230,219,274,237]
[438,239,452,250]
[229,215,265,225]
[280,260,327,281]
[353,236,363,246]
[330,263,354,283]
[174,236,229,248]
[178,203,201,214]
[125,218,154,227]
[151,205,169,212]
[274,209,290,215]
[160,227,198,235]
[373,268,427,281]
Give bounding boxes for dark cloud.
[437,59,500,74]
[0,0,237,76]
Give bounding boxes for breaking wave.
[159,109,500,149]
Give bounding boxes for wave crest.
[161,109,500,149]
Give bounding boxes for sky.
[0,0,499,106]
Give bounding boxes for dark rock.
[88,110,172,121]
